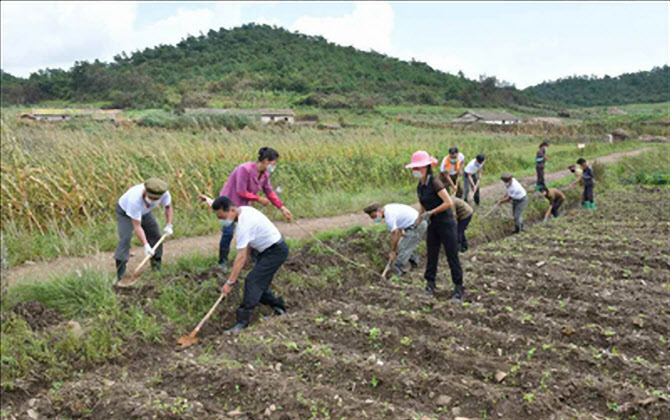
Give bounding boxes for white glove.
[163,223,173,236]
[144,243,154,257]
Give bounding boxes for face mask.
[373,216,383,223]
[504,182,511,187]
[412,170,423,179]
[475,162,482,167]
[266,164,276,174]
[220,219,233,227]
[145,197,158,206]
[450,159,457,164]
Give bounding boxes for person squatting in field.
[218,147,293,271]
[199,194,288,333]
[363,202,426,277]
[440,147,465,198]
[114,178,173,282]
[463,154,485,205]
[497,173,528,234]
[407,151,464,301]
[577,158,596,210]
[535,141,549,190]
[450,196,474,253]
[539,186,566,221]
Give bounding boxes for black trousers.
[424,216,463,290]
[457,215,472,249]
[582,184,594,203]
[536,166,545,188]
[551,200,563,217]
[239,240,288,313]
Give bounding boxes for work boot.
[422,283,435,298]
[226,308,252,334]
[408,257,419,270]
[272,298,287,316]
[451,284,465,302]
[216,261,228,272]
[150,257,162,271]
[115,259,127,282]
[392,264,406,277]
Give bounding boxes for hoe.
[177,293,226,349]
[116,233,168,288]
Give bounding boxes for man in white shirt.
[114,178,173,282]
[363,202,427,276]
[199,194,288,333]
[496,173,528,234]
[463,154,485,205]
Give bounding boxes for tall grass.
[0,111,652,265]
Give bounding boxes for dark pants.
[446,174,463,198]
[536,166,545,188]
[424,215,463,291]
[457,215,472,251]
[551,200,563,218]
[219,222,237,264]
[237,240,289,324]
[114,203,163,262]
[464,173,480,205]
[582,184,594,204]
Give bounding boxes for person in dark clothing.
[451,197,473,253]
[536,141,549,190]
[539,186,566,221]
[406,150,464,301]
[199,194,288,334]
[577,158,596,210]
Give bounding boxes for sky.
[1,1,668,88]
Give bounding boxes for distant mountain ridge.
[524,66,669,106]
[1,24,666,109]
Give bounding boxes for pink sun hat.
[405,150,438,168]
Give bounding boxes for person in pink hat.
[406,150,464,301]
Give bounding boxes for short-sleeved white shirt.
[505,178,527,200]
[440,152,466,174]
[464,159,484,175]
[118,183,171,221]
[383,204,418,232]
[235,206,282,252]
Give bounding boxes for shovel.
[116,233,168,288]
[177,293,226,349]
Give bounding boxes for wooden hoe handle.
[192,294,226,335]
[132,233,168,276]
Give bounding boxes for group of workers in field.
[112,142,596,332]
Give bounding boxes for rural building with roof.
[455,110,521,125]
[185,108,295,125]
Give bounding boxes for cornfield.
[0,112,644,264]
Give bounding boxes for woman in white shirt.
[496,173,528,234]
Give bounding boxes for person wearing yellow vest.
[440,147,465,198]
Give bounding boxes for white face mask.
[504,181,511,188]
[412,170,423,179]
[220,219,233,227]
[144,196,158,206]
[266,164,276,174]
[373,216,382,223]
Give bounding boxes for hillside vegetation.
[0,25,532,109]
[525,65,670,106]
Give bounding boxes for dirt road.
[8,147,650,285]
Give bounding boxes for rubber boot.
[422,283,435,298]
[115,259,127,282]
[589,201,596,211]
[451,284,465,302]
[150,257,162,272]
[226,308,252,334]
[393,263,406,277]
[408,256,419,270]
[272,298,287,316]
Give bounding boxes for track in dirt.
[8,147,652,286]
[4,187,669,420]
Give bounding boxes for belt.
[261,238,286,254]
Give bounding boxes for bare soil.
[7,148,652,286]
[3,187,668,420]
[12,302,63,330]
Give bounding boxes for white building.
[456,110,521,125]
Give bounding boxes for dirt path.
[7,147,650,286]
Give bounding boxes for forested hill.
[525,66,669,106]
[1,24,530,109]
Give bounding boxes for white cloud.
[1,1,243,77]
[291,2,394,53]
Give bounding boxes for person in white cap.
[406,150,464,302]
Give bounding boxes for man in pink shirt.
[218,147,292,270]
